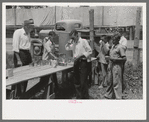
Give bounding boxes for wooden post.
[129,26,133,40]
[55,6,56,24]
[102,6,104,26]
[14,6,17,31]
[89,9,94,85]
[89,9,94,52]
[133,7,141,70]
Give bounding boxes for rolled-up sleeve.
[83,39,92,58]
[12,30,20,52]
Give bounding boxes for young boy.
[104,33,126,99]
[97,35,111,89]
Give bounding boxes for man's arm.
[94,42,100,53]
[103,42,110,55]
[44,39,58,60]
[65,39,74,50]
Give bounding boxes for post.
[133,7,141,70]
[55,6,56,24]
[89,9,94,52]
[14,6,17,30]
[89,9,94,86]
[129,26,133,40]
[102,6,104,26]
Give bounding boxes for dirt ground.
[89,61,143,99]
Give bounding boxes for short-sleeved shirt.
[13,28,31,52]
[42,37,55,60]
[110,44,126,59]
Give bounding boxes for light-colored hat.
[23,19,34,26]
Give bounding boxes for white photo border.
[2,2,146,120]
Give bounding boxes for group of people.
[94,32,128,99]
[12,19,57,98]
[12,18,128,99]
[65,29,128,99]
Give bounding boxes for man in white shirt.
[65,29,92,99]
[12,19,34,98]
[119,32,128,51]
[13,19,34,66]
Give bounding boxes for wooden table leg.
[62,70,68,83]
[62,68,73,84]
[20,75,51,99]
[43,75,55,99]
[52,73,58,93]
[10,85,18,99]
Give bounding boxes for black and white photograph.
[2,2,146,120]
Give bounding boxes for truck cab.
[54,19,83,33]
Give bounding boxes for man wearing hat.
[65,29,92,99]
[12,19,34,98]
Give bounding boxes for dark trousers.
[73,59,90,99]
[13,50,32,98]
[122,61,126,93]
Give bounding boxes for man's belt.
[80,57,87,60]
[19,49,30,51]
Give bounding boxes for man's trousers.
[13,50,32,98]
[73,59,91,99]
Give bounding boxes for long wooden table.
[6,63,73,87]
[6,63,74,99]
[6,58,97,99]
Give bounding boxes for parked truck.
[31,19,114,60]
